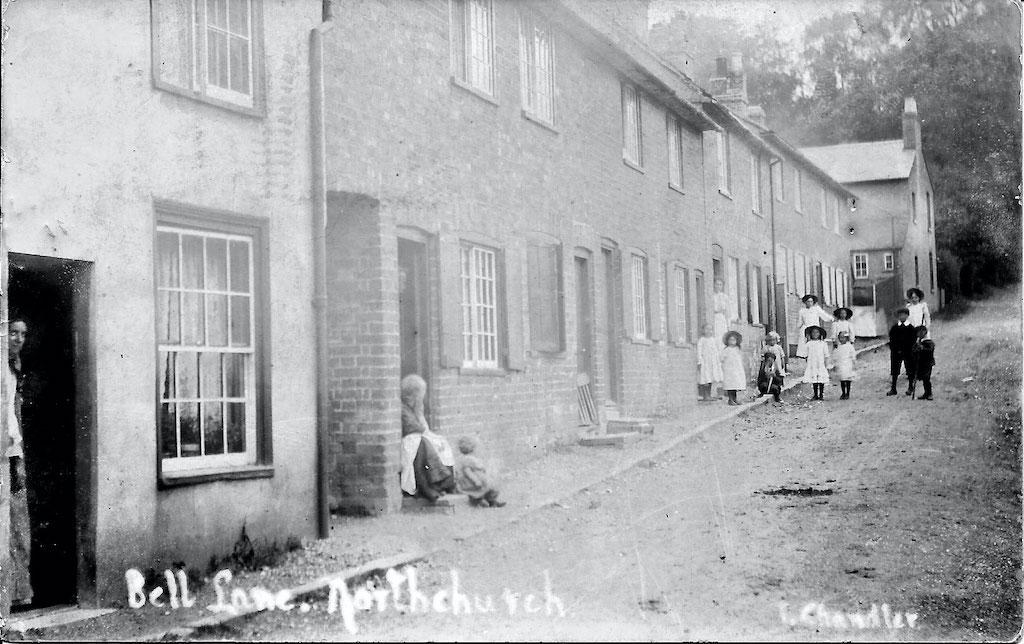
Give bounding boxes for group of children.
[696,288,935,404]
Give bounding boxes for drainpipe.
[311,0,335,539]
[768,156,781,337]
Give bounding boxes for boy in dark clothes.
[887,307,917,396]
[756,351,784,403]
[910,325,936,400]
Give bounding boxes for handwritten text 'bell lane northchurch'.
[126,566,566,634]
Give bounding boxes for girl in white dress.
[696,323,724,401]
[832,331,858,399]
[796,294,834,359]
[803,325,832,400]
[906,288,931,336]
[830,307,856,348]
[720,330,747,406]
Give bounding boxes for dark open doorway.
[397,234,433,421]
[8,253,93,608]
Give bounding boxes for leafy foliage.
[650,0,1022,296]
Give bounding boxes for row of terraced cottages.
[1,0,858,608]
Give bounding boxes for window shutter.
[664,263,678,343]
[437,232,464,368]
[621,252,635,339]
[504,240,526,371]
[649,253,663,342]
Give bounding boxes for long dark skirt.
[410,439,456,502]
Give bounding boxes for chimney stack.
[902,97,921,150]
[709,52,749,116]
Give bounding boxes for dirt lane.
[212,288,1022,641]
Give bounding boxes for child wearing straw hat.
[831,306,856,348]
[803,324,832,400]
[763,330,788,376]
[720,330,747,406]
[796,294,834,359]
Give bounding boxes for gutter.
[310,0,335,539]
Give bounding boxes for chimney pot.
[730,51,743,75]
[902,96,921,150]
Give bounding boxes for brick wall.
[322,0,709,509]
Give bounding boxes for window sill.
[522,110,558,134]
[458,367,507,377]
[154,80,265,119]
[718,188,733,200]
[159,464,274,489]
[752,209,764,218]
[668,183,685,195]
[622,157,645,174]
[630,336,652,346]
[530,349,568,359]
[450,76,499,106]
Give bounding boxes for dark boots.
[811,383,824,400]
[887,376,898,396]
[919,378,933,400]
[727,390,740,405]
[840,381,851,399]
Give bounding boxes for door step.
[577,432,640,448]
[606,418,654,435]
[6,605,117,632]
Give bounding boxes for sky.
[648,0,866,44]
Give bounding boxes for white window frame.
[518,10,555,125]
[793,168,803,212]
[674,265,690,343]
[200,0,255,107]
[727,257,741,321]
[883,252,894,271]
[750,154,763,215]
[853,253,869,279]
[631,254,649,339]
[747,263,761,324]
[717,131,732,194]
[461,244,500,369]
[819,185,828,228]
[773,159,785,202]
[666,115,684,190]
[451,0,495,96]
[927,192,933,230]
[151,0,262,113]
[796,252,808,294]
[622,83,643,167]
[157,224,258,473]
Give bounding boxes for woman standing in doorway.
[712,279,732,343]
[6,317,33,608]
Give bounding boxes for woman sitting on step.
[400,374,457,503]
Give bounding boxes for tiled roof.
[799,140,916,184]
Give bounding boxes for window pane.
[226,402,246,452]
[229,35,251,94]
[200,352,222,398]
[230,295,251,346]
[182,292,205,345]
[207,294,229,346]
[178,351,199,399]
[229,240,250,292]
[225,354,246,398]
[203,402,225,455]
[157,232,180,288]
[158,291,181,344]
[182,235,204,289]
[228,0,249,34]
[208,30,229,89]
[205,238,228,290]
[179,402,201,457]
[160,402,178,459]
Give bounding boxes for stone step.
[606,418,655,435]
[578,432,641,448]
[401,493,468,514]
